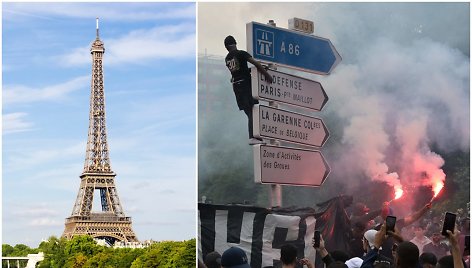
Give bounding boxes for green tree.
[172,239,196,267]
[64,236,101,257]
[2,244,14,256]
[64,252,87,268]
[37,236,68,268]
[83,247,144,268]
[131,240,196,268]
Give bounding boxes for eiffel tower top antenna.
[96,17,99,39]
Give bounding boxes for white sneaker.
[249,138,265,145]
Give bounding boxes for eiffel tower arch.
[63,18,138,244]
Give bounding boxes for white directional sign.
[253,105,329,147]
[253,144,330,187]
[251,67,328,111]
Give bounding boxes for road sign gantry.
[248,19,341,190]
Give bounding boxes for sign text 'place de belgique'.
[253,105,329,147]
[251,67,328,111]
[246,21,341,75]
[253,144,330,187]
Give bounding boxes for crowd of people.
[198,202,469,268]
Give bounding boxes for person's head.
[363,229,378,252]
[430,231,443,244]
[224,36,237,51]
[204,251,222,268]
[280,244,297,265]
[221,247,250,268]
[396,242,419,268]
[419,252,436,268]
[414,225,425,239]
[426,222,441,237]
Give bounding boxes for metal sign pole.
[271,184,282,207]
[267,49,282,207]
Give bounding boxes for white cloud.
[3,75,89,105]
[3,112,34,134]
[13,204,60,218]
[29,218,62,227]
[3,3,195,22]
[62,24,195,66]
[5,141,84,173]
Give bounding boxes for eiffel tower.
[63,18,138,244]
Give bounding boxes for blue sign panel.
[246,22,341,75]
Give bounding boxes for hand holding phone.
[386,215,396,233]
[442,212,457,237]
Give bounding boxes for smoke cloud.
[323,36,468,199]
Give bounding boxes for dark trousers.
[233,78,258,139]
[243,106,254,139]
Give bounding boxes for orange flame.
[394,186,404,200]
[433,181,444,198]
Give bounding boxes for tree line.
[2,235,196,268]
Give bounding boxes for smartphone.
[441,212,457,237]
[386,215,396,232]
[314,230,320,248]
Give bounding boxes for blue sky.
[3,2,196,247]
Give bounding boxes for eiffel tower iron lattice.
[63,18,138,244]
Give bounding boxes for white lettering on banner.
[261,214,316,267]
[198,205,318,267]
[214,210,256,264]
[262,214,299,266]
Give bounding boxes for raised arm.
[403,202,432,227]
[360,224,387,268]
[247,57,273,83]
[446,230,464,268]
[313,234,334,267]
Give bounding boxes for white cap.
[345,257,363,268]
[364,229,378,249]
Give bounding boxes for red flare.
[394,187,404,200]
[433,181,444,198]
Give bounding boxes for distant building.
[113,239,155,249]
